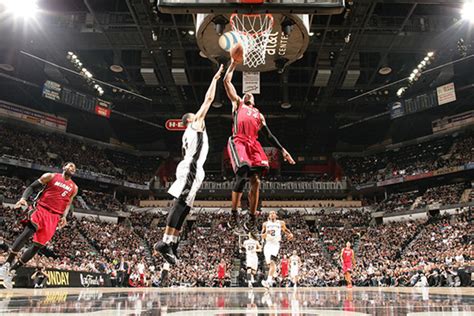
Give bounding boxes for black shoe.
[227,210,240,230]
[170,242,179,259]
[154,241,177,265]
[243,214,257,232]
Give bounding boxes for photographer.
[31,266,48,288]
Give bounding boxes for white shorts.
[263,241,280,264]
[168,160,205,207]
[246,255,258,271]
[290,267,299,278]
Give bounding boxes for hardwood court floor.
[0,286,473,315]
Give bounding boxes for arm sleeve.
[260,125,284,150]
[21,180,44,200]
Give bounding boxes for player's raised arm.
[195,64,224,122]
[223,61,240,112]
[259,114,296,165]
[281,221,294,240]
[15,173,54,209]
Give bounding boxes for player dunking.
[289,250,301,288]
[0,162,78,289]
[154,65,224,265]
[341,241,356,289]
[242,232,262,288]
[261,211,293,289]
[223,60,295,231]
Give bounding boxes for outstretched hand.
[214,64,224,80]
[282,149,296,165]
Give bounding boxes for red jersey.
[342,248,354,265]
[218,263,226,278]
[281,258,289,277]
[232,103,263,139]
[37,173,76,215]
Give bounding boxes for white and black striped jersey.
[182,121,209,170]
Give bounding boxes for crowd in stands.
[377,190,419,214]
[339,133,473,184]
[417,183,466,208]
[377,183,468,214]
[0,125,158,184]
[79,190,124,213]
[314,208,371,227]
[1,201,472,287]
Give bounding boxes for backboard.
[157,0,345,72]
[157,0,345,14]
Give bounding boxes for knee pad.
[166,199,190,230]
[233,173,248,193]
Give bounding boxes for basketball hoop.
[230,13,274,68]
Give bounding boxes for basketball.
[230,42,244,63]
[218,31,242,52]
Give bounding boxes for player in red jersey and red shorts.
[0,162,78,289]
[341,241,356,289]
[224,59,295,231]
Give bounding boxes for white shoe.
[248,281,253,289]
[3,270,15,290]
[0,263,10,280]
[261,280,270,289]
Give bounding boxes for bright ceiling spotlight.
[3,0,38,18]
[461,1,474,23]
[427,51,434,58]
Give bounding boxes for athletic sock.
[162,234,178,245]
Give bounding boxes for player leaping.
[154,65,224,265]
[261,211,293,289]
[0,162,78,289]
[223,60,295,232]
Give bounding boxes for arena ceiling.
[0,0,473,151]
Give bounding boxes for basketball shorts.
[30,205,61,246]
[290,266,299,278]
[227,136,269,173]
[168,159,205,207]
[263,241,280,264]
[343,263,352,273]
[246,255,258,271]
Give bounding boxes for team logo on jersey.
[53,181,72,192]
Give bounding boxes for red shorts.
[281,269,288,278]
[218,272,225,279]
[227,136,269,173]
[30,205,61,246]
[343,263,352,273]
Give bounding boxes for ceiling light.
[212,101,223,108]
[110,64,124,73]
[461,1,474,22]
[413,69,419,74]
[378,66,392,75]
[188,30,195,36]
[0,64,14,72]
[308,32,314,36]
[4,0,38,18]
[281,102,292,109]
[427,51,434,57]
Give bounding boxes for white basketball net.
[230,14,274,68]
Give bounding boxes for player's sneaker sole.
[2,270,15,289]
[0,263,10,280]
[154,242,177,265]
